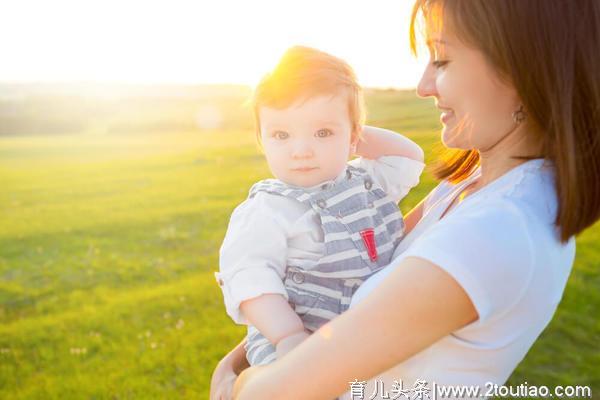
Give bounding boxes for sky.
[0,0,428,89]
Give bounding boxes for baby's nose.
[291,142,314,158]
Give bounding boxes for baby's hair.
[251,46,365,143]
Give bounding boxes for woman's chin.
[441,128,470,150]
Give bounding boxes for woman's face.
[416,26,522,151]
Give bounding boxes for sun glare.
[0,0,427,89]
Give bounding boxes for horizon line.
[0,80,417,91]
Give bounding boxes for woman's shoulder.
[426,195,536,263]
[421,159,575,277]
[450,164,561,243]
[487,159,558,217]
[438,159,558,224]
[408,160,575,322]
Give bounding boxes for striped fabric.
[244,164,405,366]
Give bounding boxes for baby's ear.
[349,137,358,157]
[349,130,361,155]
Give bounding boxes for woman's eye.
[432,60,449,69]
[315,129,333,138]
[274,131,289,140]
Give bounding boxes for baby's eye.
[315,129,333,138]
[273,131,289,140]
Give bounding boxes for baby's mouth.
[292,167,318,172]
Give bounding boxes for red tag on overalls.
[360,228,378,261]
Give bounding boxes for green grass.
[0,89,598,398]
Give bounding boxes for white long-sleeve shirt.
[216,155,425,324]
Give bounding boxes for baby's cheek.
[330,154,351,176]
[265,156,288,181]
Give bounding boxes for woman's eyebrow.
[426,38,451,46]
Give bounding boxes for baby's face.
[259,93,356,188]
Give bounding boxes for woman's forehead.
[420,2,461,45]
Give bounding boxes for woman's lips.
[440,109,455,124]
[436,103,455,125]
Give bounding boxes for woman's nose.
[416,64,438,99]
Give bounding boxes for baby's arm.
[218,192,312,361]
[349,126,425,203]
[354,125,424,162]
[240,294,310,359]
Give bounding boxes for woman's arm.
[210,339,249,400]
[233,256,478,399]
[356,126,425,162]
[403,197,425,235]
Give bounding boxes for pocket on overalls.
[284,268,324,317]
[290,290,322,317]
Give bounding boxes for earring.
[512,105,527,124]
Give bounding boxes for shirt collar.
[288,166,349,193]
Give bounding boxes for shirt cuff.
[373,156,425,202]
[379,155,425,180]
[215,267,289,325]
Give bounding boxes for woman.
[211,1,600,399]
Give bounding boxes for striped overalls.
[245,164,405,365]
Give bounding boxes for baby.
[215,46,424,366]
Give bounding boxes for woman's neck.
[475,123,543,190]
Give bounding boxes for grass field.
[0,87,598,398]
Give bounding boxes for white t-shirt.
[345,158,575,399]
[216,156,425,325]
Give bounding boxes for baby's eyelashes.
[315,129,333,138]
[273,131,290,140]
[269,129,333,140]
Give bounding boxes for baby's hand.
[275,329,311,359]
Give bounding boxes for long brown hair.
[410,0,600,242]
